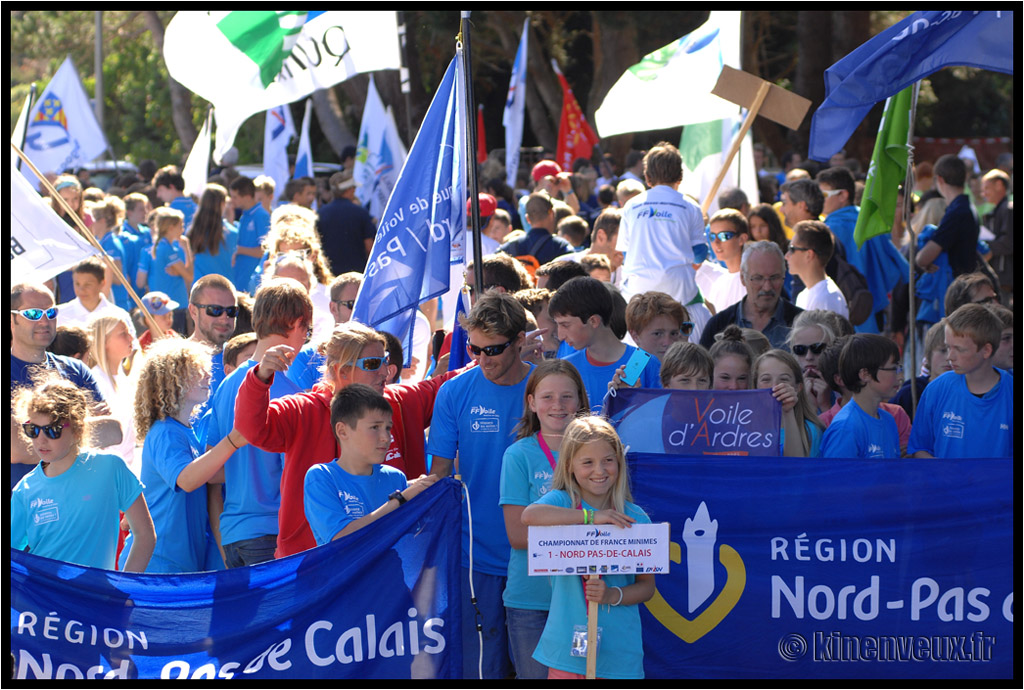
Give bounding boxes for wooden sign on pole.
[700,66,812,216]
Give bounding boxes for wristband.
[611,586,624,606]
[389,490,407,506]
[226,434,239,450]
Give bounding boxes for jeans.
[505,607,549,679]
[461,567,512,679]
[222,535,277,569]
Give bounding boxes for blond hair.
[553,416,632,513]
[134,338,212,437]
[317,321,387,388]
[88,315,131,390]
[262,218,334,284]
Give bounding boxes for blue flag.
[352,53,466,366]
[447,288,471,370]
[11,479,463,680]
[808,11,1014,161]
[293,98,313,180]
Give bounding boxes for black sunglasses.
[792,342,827,357]
[194,303,239,318]
[680,321,695,336]
[23,421,69,440]
[467,340,514,357]
[333,299,356,310]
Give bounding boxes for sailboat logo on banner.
[644,501,745,642]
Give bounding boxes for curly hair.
[262,217,334,285]
[134,338,213,437]
[12,371,93,449]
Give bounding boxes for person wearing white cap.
[317,169,376,276]
[138,292,181,351]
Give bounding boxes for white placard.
[527,523,671,576]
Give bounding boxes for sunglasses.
[467,340,514,357]
[791,342,827,357]
[194,303,239,318]
[22,421,69,440]
[680,321,695,336]
[333,299,356,310]
[11,307,59,321]
[786,245,811,255]
[709,231,738,243]
[352,353,390,371]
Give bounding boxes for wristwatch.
[388,490,407,506]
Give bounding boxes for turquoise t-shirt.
[820,399,900,459]
[499,435,557,610]
[11,452,142,570]
[303,462,408,546]
[907,369,1014,458]
[146,238,189,306]
[531,489,652,679]
[192,220,239,284]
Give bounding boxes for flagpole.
[459,11,485,295]
[903,81,922,416]
[11,141,165,339]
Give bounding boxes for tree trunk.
[524,21,563,154]
[830,11,874,164]
[588,11,639,162]
[312,88,355,157]
[794,11,833,157]
[143,11,196,160]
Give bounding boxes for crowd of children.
[10,146,1014,679]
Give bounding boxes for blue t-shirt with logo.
[234,204,271,293]
[499,434,556,610]
[531,489,651,679]
[207,359,297,546]
[11,452,142,570]
[564,345,661,415]
[819,399,900,459]
[907,369,1014,458]
[303,462,408,546]
[426,363,535,575]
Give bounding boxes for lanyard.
[536,432,557,472]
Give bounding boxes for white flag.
[354,77,408,220]
[181,110,212,199]
[594,12,742,137]
[680,116,759,215]
[294,98,314,180]
[11,90,33,171]
[20,56,109,187]
[263,102,296,207]
[164,11,401,162]
[11,160,100,284]
[502,18,529,188]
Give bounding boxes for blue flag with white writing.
[808,11,1014,161]
[11,479,463,680]
[352,53,466,365]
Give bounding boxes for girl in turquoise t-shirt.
[499,359,590,680]
[522,416,655,679]
[10,373,155,572]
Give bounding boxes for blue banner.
[352,52,466,367]
[808,10,1014,161]
[628,455,1014,679]
[605,388,782,456]
[10,480,463,680]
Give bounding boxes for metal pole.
[397,11,415,144]
[94,12,104,133]
[461,12,484,296]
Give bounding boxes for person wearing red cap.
[467,193,503,259]
[517,160,580,232]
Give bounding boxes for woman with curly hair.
[125,338,248,572]
[12,372,155,571]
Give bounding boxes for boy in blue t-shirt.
[909,304,1014,458]
[548,276,660,414]
[229,176,272,294]
[820,334,903,459]
[304,384,437,545]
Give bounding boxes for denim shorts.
[505,607,548,679]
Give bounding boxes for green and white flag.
[679,115,758,215]
[854,85,913,248]
[164,11,401,162]
[594,11,742,137]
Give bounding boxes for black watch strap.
[389,490,407,506]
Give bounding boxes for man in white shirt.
[696,208,749,313]
[56,256,137,335]
[787,220,849,319]
[615,142,712,342]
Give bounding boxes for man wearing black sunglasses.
[10,282,122,490]
[187,275,240,411]
[426,291,533,679]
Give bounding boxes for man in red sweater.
[235,321,468,558]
